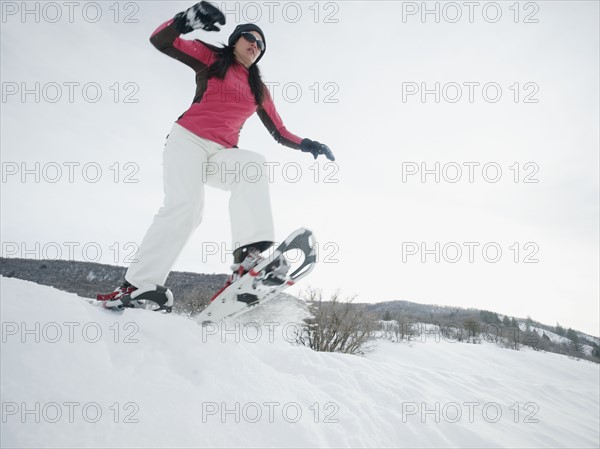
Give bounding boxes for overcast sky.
[1,1,598,336]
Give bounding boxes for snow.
[1,277,599,448]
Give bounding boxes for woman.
[97,1,334,311]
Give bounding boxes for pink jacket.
[150,19,303,149]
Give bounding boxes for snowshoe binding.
[97,282,174,313]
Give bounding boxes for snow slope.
[1,277,599,448]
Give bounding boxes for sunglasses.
[240,32,265,52]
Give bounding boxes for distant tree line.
[376,308,599,364]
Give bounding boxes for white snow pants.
[125,122,274,287]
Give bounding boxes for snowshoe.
[197,227,317,323]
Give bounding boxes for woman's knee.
[209,150,270,188]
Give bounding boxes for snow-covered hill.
[1,277,599,448]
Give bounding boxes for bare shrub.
[297,288,377,355]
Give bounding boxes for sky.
[1,1,599,336]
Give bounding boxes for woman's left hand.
[300,139,336,161]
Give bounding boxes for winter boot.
[209,247,265,302]
[97,281,137,302]
[209,245,291,302]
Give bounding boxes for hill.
[1,277,599,448]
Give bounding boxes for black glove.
[174,1,226,34]
[300,138,335,161]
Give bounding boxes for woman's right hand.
[174,1,226,34]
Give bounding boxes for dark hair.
[203,42,266,106]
